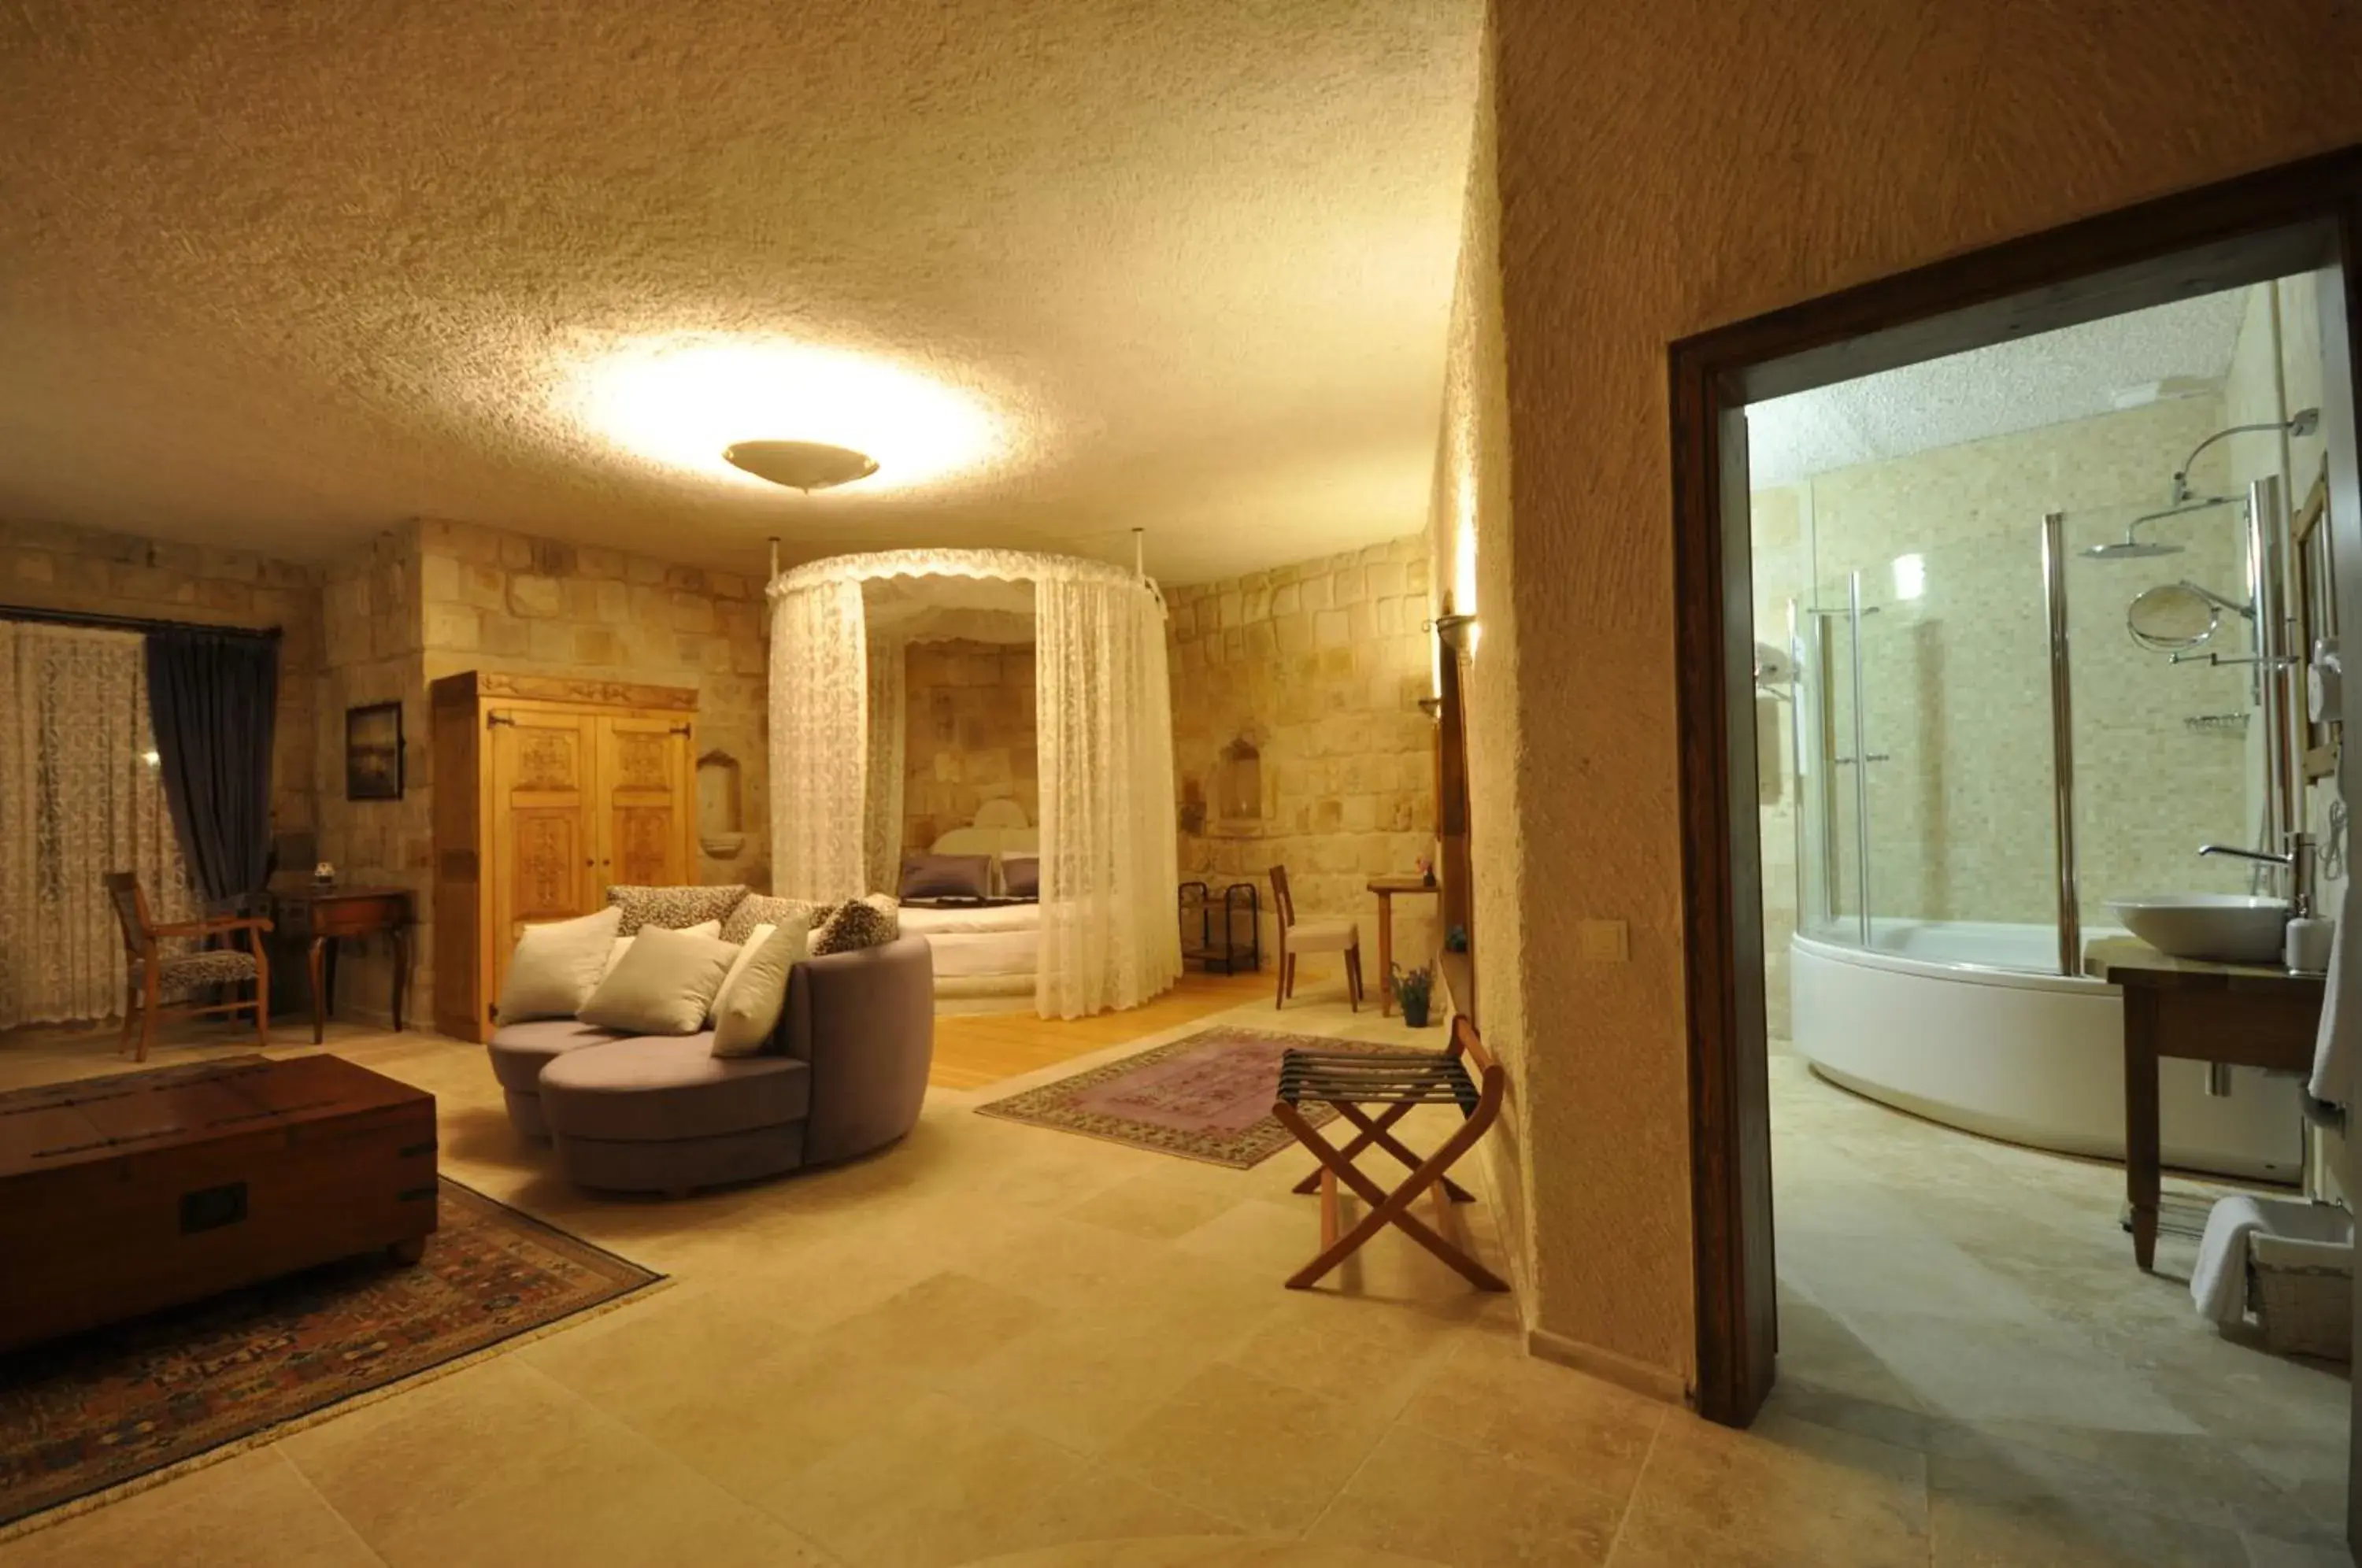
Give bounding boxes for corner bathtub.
[1791,923,2302,1182]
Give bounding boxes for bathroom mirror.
[2127,582,2220,653]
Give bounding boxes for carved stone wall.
[413,519,769,889]
[901,639,1038,851]
[1167,532,1437,956]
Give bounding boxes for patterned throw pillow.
[721,893,827,945]
[808,897,900,956]
[605,884,749,937]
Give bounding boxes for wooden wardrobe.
[431,671,699,1041]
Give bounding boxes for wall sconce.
[1426,612,1479,656]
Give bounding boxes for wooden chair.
[1269,864,1364,1011]
[105,872,272,1062]
[1270,1012,1509,1292]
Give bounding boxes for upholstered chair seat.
[138,949,260,995]
[1268,865,1364,1010]
[1282,919,1360,955]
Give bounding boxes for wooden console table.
[272,886,414,1041]
[2086,937,2323,1270]
[1368,875,1442,1017]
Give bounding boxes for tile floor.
[0,990,2352,1565]
[1768,1051,2353,1568]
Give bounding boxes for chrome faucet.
[2200,836,2316,917]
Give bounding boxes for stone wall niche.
[1216,735,1264,827]
[696,749,745,860]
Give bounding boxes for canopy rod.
[768,536,780,583]
[1133,527,1144,579]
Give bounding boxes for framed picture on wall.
[346,701,404,801]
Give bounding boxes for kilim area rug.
[0,1178,661,1534]
[976,1025,1425,1168]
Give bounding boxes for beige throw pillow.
[709,923,776,1023]
[713,923,807,1057]
[497,906,624,1023]
[602,919,720,984]
[580,925,739,1036]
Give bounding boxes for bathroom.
[1745,272,2356,1553]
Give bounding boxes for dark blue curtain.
[145,629,280,908]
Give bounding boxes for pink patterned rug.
[976,1026,1420,1167]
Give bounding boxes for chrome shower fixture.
[2081,534,2183,560]
[2168,408,2320,504]
[2080,492,2247,559]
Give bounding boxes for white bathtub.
[1791,922,2303,1182]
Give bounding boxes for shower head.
[2082,490,2242,560]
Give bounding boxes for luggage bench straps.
[1269,1014,1509,1292]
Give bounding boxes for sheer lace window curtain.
[0,622,196,1028]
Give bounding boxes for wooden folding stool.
[1271,1015,1509,1292]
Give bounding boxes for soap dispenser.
[2285,830,2334,974]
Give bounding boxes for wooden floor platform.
[927,969,1275,1090]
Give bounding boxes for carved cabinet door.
[487,709,599,1004]
[594,716,694,890]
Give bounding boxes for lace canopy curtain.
[770,548,1180,1018]
[770,578,869,901]
[0,622,195,1028]
[1035,575,1182,1018]
[863,637,906,898]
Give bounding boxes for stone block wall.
[1168,533,1439,967]
[413,518,772,891]
[1,517,324,865]
[315,525,428,1026]
[902,639,1037,851]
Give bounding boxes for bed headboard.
[931,800,1038,860]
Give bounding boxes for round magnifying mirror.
[2127,582,2219,653]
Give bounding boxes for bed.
[899,802,1039,1001]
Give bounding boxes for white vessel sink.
[2108,894,2290,966]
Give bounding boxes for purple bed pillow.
[1001,854,1039,899]
[900,852,994,900]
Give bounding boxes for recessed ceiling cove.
[0,0,1483,585]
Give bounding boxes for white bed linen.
[898,902,1042,937]
[901,900,1040,984]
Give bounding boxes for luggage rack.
[1180,880,1261,974]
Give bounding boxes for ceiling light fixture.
[567,335,1000,494]
[722,440,879,492]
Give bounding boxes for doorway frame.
[1672,144,2362,1432]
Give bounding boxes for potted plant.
[1393,963,1435,1028]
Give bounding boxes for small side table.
[272,886,415,1041]
[1367,875,1442,1018]
[2086,936,2322,1270]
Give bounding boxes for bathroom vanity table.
[2086,937,2324,1270]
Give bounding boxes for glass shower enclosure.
[1791,480,2287,978]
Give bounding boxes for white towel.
[2191,1194,2271,1326]
[2308,878,2350,1105]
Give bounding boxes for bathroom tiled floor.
[1769,1050,2352,1566]
[0,1000,2349,1565]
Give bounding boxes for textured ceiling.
[0,0,1480,584]
[1745,287,2252,486]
